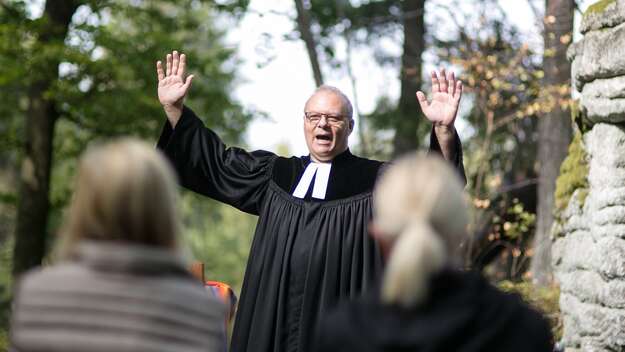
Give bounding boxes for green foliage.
[0,329,8,352]
[0,0,254,250]
[554,132,589,217]
[492,199,536,241]
[1,0,252,206]
[584,0,616,16]
[0,237,13,352]
[0,0,255,333]
[181,193,255,294]
[480,199,536,280]
[499,280,562,340]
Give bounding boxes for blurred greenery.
[0,0,253,341]
[499,280,562,340]
[0,330,8,352]
[182,193,256,294]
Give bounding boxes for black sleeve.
[429,127,467,185]
[157,106,276,215]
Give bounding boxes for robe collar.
[302,148,354,166]
[294,149,354,200]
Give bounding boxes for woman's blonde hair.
[373,153,468,307]
[57,138,181,258]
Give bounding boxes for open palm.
[416,68,462,127]
[157,51,194,109]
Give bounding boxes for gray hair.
[374,153,468,307]
[309,85,354,120]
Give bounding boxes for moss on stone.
[554,131,589,217]
[584,0,616,16]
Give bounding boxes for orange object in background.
[189,261,238,325]
[206,280,238,323]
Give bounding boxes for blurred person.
[155,50,465,352]
[314,154,553,352]
[10,139,226,352]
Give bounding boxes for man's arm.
[155,51,275,215]
[433,125,457,161]
[156,50,194,128]
[416,68,463,161]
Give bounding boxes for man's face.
[303,92,353,162]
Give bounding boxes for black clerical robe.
[157,106,465,352]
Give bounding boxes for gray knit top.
[10,241,226,352]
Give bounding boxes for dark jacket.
[10,241,226,352]
[314,269,553,352]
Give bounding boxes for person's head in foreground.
[60,138,181,256]
[10,139,225,352]
[314,154,553,352]
[303,85,354,163]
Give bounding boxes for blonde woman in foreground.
[314,154,552,352]
[10,139,225,352]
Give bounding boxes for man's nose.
[317,115,329,127]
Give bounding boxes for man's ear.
[349,119,354,135]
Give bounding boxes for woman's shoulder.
[16,262,90,293]
[16,258,222,309]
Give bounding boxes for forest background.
[0,0,596,346]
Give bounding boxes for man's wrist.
[163,103,183,128]
[434,123,456,138]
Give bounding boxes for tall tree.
[295,0,324,86]
[393,0,425,156]
[303,0,427,157]
[4,0,251,278]
[12,0,82,276]
[531,0,574,286]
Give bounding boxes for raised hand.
[416,68,462,127]
[156,50,194,127]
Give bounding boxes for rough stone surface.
[554,117,625,350]
[581,97,625,123]
[548,4,625,350]
[580,0,625,34]
[571,22,625,92]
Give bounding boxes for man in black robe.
[155,51,465,352]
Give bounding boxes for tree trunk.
[531,0,574,287]
[392,0,425,156]
[12,0,80,277]
[294,0,324,87]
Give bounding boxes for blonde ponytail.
[373,153,468,308]
[382,221,446,307]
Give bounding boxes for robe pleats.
[231,182,382,352]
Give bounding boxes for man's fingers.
[182,74,194,91]
[439,67,448,93]
[454,81,463,101]
[431,71,440,93]
[448,71,455,96]
[156,61,165,81]
[178,53,186,77]
[416,91,429,111]
[172,51,180,76]
[166,54,172,76]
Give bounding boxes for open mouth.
[315,134,332,142]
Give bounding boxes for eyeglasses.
[304,112,347,126]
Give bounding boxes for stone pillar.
[553,1,625,351]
